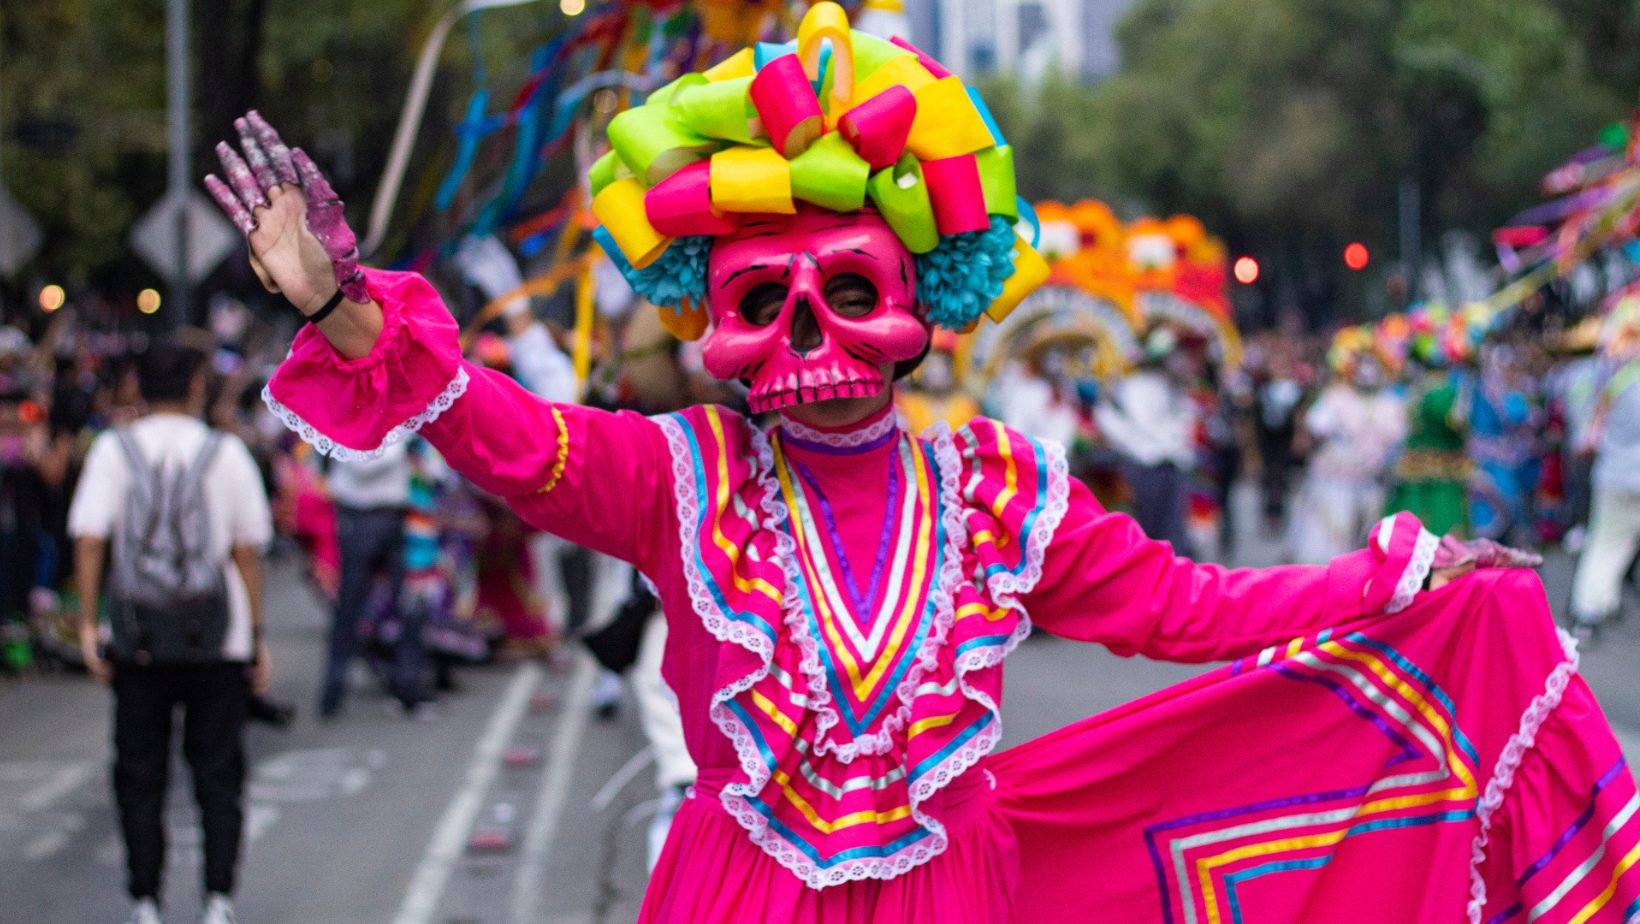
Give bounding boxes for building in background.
[905,0,1137,82]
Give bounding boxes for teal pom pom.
[915,217,1018,330]
[624,235,712,309]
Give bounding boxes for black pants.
[1127,461,1194,557]
[112,661,248,901]
[1213,445,1241,558]
[324,505,415,712]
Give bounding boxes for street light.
[38,284,65,312]
[1233,257,1260,285]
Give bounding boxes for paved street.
[3,486,1637,924]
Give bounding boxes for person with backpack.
[70,339,273,924]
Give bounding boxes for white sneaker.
[198,894,237,924]
[126,898,162,924]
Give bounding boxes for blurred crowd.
[899,303,1640,638]
[0,245,724,721]
[4,266,1640,697]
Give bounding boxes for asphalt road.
[4,486,1637,924]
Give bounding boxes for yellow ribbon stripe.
[1193,643,1479,924]
[989,424,1020,522]
[705,407,783,602]
[536,407,570,494]
[773,436,933,701]
[770,768,912,833]
[1567,838,1640,924]
[955,601,1013,622]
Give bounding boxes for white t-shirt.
[1096,370,1197,468]
[327,441,412,510]
[68,413,273,662]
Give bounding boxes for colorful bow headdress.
[587,2,1047,340]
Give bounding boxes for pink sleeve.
[263,267,672,569]
[1025,481,1437,662]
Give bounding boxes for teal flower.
[915,217,1018,330]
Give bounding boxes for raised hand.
[1426,533,1542,590]
[1433,534,1542,570]
[205,110,368,313]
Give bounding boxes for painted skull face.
[703,206,929,414]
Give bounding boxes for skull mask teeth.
[702,207,930,414]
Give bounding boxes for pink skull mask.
[703,206,930,414]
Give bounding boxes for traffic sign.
[130,188,240,285]
[0,185,43,277]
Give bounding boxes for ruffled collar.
[776,403,900,456]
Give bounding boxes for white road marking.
[591,746,654,812]
[245,804,280,846]
[509,654,596,924]
[17,761,93,812]
[23,829,68,860]
[0,761,64,782]
[250,747,380,803]
[391,662,543,924]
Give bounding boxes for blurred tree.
[984,0,1640,325]
[0,0,523,310]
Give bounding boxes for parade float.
[963,199,1143,390]
[1125,212,1242,369]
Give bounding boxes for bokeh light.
[1233,256,1260,285]
[137,288,162,314]
[561,0,585,15]
[38,284,65,312]
[1344,242,1370,270]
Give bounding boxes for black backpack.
[106,427,230,664]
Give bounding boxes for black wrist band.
[307,288,346,325]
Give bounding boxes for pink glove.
[1431,534,1543,572]
[204,110,368,304]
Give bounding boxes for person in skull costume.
[212,7,1640,923]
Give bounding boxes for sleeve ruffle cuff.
[262,269,469,462]
[1366,512,1439,615]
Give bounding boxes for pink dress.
[266,270,1640,923]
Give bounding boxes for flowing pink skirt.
[639,572,1640,923]
[640,771,1019,923]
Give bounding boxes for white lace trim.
[656,410,1067,888]
[260,367,470,462]
[778,410,899,448]
[1465,629,1580,924]
[1385,527,1440,614]
[986,433,1071,605]
[905,426,1033,807]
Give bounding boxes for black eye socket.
[824,273,878,319]
[739,282,787,327]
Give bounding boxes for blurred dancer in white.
[1287,352,1406,564]
[1096,329,1198,554]
[1570,330,1640,638]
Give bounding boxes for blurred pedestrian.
[1096,328,1198,554]
[1203,362,1248,560]
[320,442,426,717]
[1546,327,1603,549]
[1252,348,1306,534]
[1286,351,1406,564]
[1569,343,1640,637]
[1467,344,1542,544]
[69,339,272,924]
[1385,360,1471,539]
